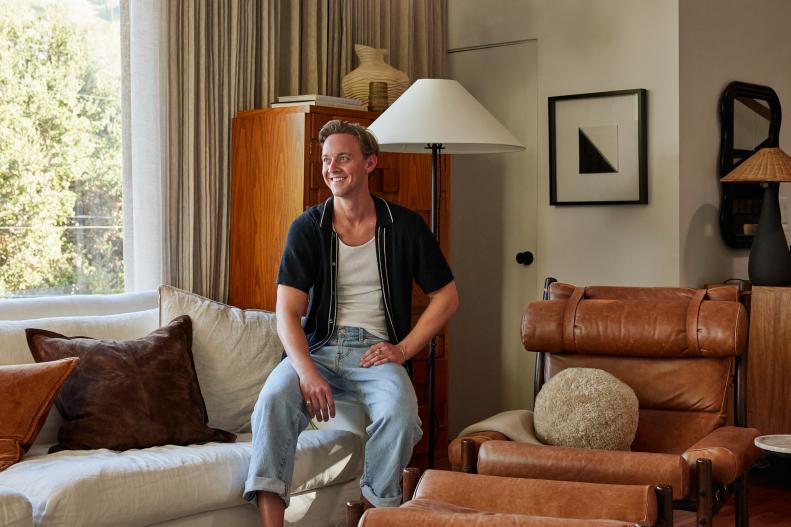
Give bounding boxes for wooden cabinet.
[747,286,791,434]
[228,105,451,468]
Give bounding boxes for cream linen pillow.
[158,286,282,433]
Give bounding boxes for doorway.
[448,40,539,435]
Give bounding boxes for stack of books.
[270,94,365,110]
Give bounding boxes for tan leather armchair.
[358,470,672,526]
[449,281,761,527]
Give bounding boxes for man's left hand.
[360,342,407,367]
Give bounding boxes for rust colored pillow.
[0,357,79,471]
[25,315,235,452]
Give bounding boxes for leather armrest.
[478,440,689,499]
[682,426,761,484]
[448,431,509,469]
[360,504,637,526]
[403,470,656,524]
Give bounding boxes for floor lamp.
[367,79,524,468]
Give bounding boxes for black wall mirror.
[718,81,782,248]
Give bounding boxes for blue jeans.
[243,326,422,508]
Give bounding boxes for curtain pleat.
[349,0,446,81]
[163,0,445,301]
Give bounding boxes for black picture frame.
[549,89,648,205]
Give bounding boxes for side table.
[754,434,791,486]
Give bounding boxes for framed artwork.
[548,89,647,205]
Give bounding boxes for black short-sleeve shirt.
[277,196,454,352]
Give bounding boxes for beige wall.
[447,0,680,435]
[679,0,791,287]
[532,2,680,289]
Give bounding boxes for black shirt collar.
[319,195,395,230]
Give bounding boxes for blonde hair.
[318,120,379,159]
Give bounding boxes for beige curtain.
[350,0,446,82]
[164,0,445,301]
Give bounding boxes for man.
[243,119,458,527]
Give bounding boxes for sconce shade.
[721,147,791,183]
[366,79,524,154]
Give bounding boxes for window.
[0,0,122,297]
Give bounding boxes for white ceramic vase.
[341,44,410,107]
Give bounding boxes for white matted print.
[549,89,647,205]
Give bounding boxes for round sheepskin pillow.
[533,368,639,451]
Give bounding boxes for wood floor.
[675,456,791,527]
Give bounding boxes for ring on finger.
[376,348,382,356]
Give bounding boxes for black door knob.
[515,251,534,266]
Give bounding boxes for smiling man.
[243,120,458,526]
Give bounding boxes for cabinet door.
[229,109,306,310]
[748,286,791,434]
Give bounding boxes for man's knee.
[375,397,420,431]
[261,361,301,397]
[252,364,304,422]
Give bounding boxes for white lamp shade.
[367,79,525,154]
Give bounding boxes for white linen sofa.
[0,291,366,527]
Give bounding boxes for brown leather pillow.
[0,358,79,471]
[25,315,235,452]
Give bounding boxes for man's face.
[321,133,377,199]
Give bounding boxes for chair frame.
[346,468,421,527]
[529,277,751,527]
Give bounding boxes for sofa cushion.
[159,285,282,433]
[0,431,363,527]
[0,359,79,471]
[0,485,33,527]
[26,316,235,452]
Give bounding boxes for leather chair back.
[523,284,748,454]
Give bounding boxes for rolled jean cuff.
[243,476,290,507]
[361,483,401,508]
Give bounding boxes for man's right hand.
[299,369,335,422]
[276,284,336,423]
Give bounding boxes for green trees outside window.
[0,0,123,297]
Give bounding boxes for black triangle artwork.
[578,129,617,174]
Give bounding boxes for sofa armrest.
[405,470,657,525]
[0,486,33,527]
[682,426,761,484]
[478,440,689,499]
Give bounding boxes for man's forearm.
[399,282,458,360]
[277,315,318,378]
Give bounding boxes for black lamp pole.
[426,143,444,469]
